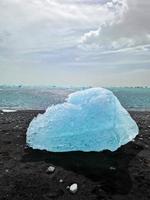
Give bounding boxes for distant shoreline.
[1,108,150,112]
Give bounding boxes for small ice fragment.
[59,179,63,183]
[69,183,78,194]
[46,165,55,174]
[2,109,17,113]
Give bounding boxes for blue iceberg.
[26,88,138,152]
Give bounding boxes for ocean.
[0,86,150,111]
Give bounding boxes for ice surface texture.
[26,88,139,152]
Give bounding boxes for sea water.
[0,85,150,111]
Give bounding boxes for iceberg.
[26,87,138,152]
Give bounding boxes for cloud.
[79,0,150,54]
[0,0,150,86]
[0,0,127,54]
[79,28,102,44]
[79,0,128,45]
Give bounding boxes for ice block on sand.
[26,87,138,152]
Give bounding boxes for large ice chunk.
[26,88,138,152]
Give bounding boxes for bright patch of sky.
[0,0,150,86]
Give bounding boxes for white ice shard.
[26,88,138,152]
[2,109,17,113]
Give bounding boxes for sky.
[0,0,150,87]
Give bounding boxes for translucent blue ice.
[26,88,139,152]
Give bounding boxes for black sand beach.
[0,110,150,200]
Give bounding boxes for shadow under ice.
[22,140,142,195]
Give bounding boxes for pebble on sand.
[69,183,78,194]
[46,165,55,174]
[109,166,116,170]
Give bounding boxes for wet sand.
[0,110,150,200]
